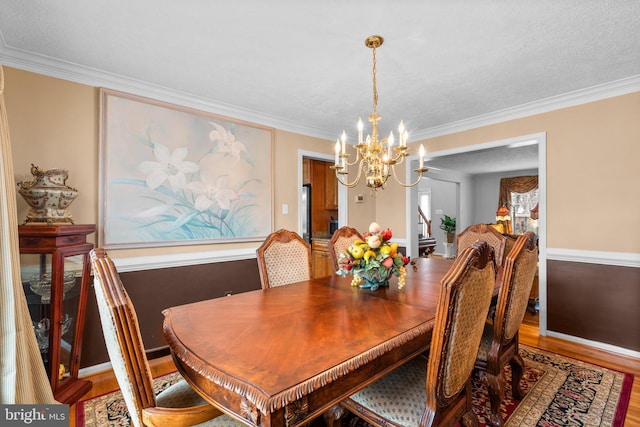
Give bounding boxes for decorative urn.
[17,164,78,224]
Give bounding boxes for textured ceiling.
[1,1,639,172]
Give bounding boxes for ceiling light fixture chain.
[331,35,427,193]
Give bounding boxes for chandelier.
[331,35,426,192]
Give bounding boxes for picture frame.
[99,89,273,248]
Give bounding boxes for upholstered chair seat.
[347,355,429,425]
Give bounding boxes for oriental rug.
[76,345,633,427]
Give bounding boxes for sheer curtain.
[0,64,57,403]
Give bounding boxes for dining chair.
[90,248,241,427]
[339,241,497,427]
[457,223,507,267]
[328,226,363,272]
[474,231,539,427]
[256,229,312,289]
[501,233,518,258]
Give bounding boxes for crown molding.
[2,44,639,141]
[0,44,332,139]
[412,75,640,140]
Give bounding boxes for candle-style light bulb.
[341,131,347,154]
[388,132,394,157]
[357,118,363,144]
[334,140,340,166]
[419,144,425,168]
[398,121,405,146]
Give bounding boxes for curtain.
[498,175,538,210]
[0,64,57,404]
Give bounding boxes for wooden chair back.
[495,231,539,346]
[456,223,507,266]
[328,226,362,272]
[256,229,312,289]
[474,231,539,426]
[423,241,497,425]
[91,248,235,427]
[90,248,159,427]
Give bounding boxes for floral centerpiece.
[337,222,410,291]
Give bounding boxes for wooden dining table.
[163,256,491,427]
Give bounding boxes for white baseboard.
[546,330,640,359]
[79,361,112,377]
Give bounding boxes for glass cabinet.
[18,224,95,404]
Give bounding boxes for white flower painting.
[100,89,273,247]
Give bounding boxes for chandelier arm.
[389,165,425,188]
[390,153,406,165]
[335,162,364,188]
[342,149,360,167]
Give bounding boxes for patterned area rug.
[77,345,632,427]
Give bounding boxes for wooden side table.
[18,224,95,404]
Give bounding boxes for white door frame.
[404,132,547,334]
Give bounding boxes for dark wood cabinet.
[18,224,95,404]
[309,159,338,236]
[311,239,332,278]
[325,168,338,210]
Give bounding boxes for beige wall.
[4,67,334,259]
[6,68,99,230]
[272,128,336,230]
[411,92,640,253]
[5,66,640,255]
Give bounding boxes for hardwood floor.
[69,355,176,427]
[70,318,640,427]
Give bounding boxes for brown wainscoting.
[547,259,640,352]
[81,258,261,368]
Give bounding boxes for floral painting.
[99,89,273,248]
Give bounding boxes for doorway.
[404,132,547,334]
[298,150,348,239]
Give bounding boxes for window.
[510,188,538,234]
[418,189,432,238]
[498,175,538,235]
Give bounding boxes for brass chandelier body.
[331,35,426,192]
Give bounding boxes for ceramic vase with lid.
[17,164,79,224]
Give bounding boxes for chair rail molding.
[546,248,640,268]
[111,248,257,273]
